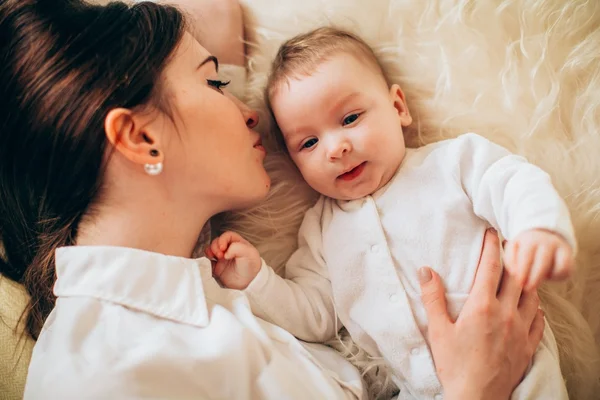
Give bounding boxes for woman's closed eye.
[207,79,230,94]
[342,113,361,126]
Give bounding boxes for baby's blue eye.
[302,138,318,149]
[343,113,359,126]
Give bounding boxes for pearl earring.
[144,162,163,175]
[144,149,163,175]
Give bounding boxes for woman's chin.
[254,175,272,200]
[233,176,271,210]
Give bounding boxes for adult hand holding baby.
[206,231,262,289]
[419,228,544,400]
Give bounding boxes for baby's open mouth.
[338,162,366,181]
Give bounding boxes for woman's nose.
[244,108,259,129]
[229,94,260,129]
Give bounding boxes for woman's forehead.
[169,32,214,73]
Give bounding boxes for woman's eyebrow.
[198,55,219,72]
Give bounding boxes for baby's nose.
[328,139,352,160]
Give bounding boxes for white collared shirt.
[245,133,572,399]
[24,246,364,399]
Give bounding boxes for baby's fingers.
[525,245,553,291]
[223,241,250,260]
[205,246,216,260]
[213,259,228,280]
[210,238,225,259]
[551,246,574,280]
[217,231,247,251]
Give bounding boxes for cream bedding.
[2,1,599,399]
[218,0,600,398]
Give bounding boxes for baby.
[207,27,573,399]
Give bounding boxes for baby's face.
[270,53,412,201]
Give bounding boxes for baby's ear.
[390,84,412,127]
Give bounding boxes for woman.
[0,0,543,398]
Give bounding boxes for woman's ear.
[104,108,164,166]
[390,84,413,127]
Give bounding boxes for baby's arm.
[211,202,340,343]
[247,203,339,342]
[454,133,576,288]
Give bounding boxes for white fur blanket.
[221,0,600,399]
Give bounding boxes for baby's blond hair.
[266,27,386,150]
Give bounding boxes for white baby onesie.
[245,133,572,399]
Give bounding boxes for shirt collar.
[54,246,212,328]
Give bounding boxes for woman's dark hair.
[0,0,186,339]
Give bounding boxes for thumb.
[419,267,451,329]
[213,259,228,280]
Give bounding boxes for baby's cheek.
[293,158,312,177]
[302,168,322,186]
[302,167,329,191]
[359,126,385,151]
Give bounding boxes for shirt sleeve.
[453,133,576,251]
[245,198,341,342]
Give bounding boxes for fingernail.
[488,227,497,234]
[418,267,432,284]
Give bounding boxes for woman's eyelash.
[207,79,230,93]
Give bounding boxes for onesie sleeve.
[245,198,341,342]
[453,133,576,251]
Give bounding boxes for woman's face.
[156,33,270,212]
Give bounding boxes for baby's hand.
[205,231,261,290]
[503,229,574,291]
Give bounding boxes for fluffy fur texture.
[221,0,600,398]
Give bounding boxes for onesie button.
[410,347,420,355]
[389,294,399,303]
[370,244,380,253]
